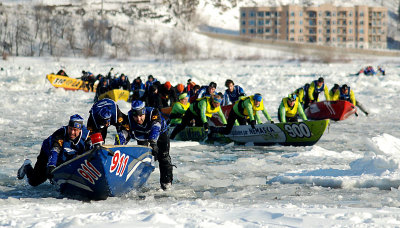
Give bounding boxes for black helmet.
[318,77,324,83]
[209,82,217,89]
[341,84,349,90]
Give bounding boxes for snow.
[1,51,400,227]
[1,0,400,221]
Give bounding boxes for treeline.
[0,1,209,60]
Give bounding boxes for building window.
[290,12,295,17]
[332,12,336,16]
[300,20,303,25]
[258,20,264,25]
[265,19,270,25]
[326,37,330,42]
[359,12,364,17]
[265,28,270,33]
[250,29,255,34]
[290,20,295,25]
[275,29,279,34]
[349,29,352,34]
[242,29,246,34]
[299,29,303,33]
[266,11,270,16]
[319,29,322,34]
[242,12,246,17]
[326,29,331,33]
[290,29,295,33]
[250,11,255,17]
[290,37,295,41]
[242,20,246,25]
[249,20,255,26]
[360,20,364,25]
[359,37,364,41]
[300,11,303,16]
[349,20,352,25]
[258,28,264,34]
[359,29,364,34]
[325,11,331,17]
[258,12,264,17]
[349,11,352,17]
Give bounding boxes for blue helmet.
[97,108,112,128]
[131,100,146,116]
[254,93,262,102]
[68,114,84,129]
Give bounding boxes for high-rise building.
[240,4,387,49]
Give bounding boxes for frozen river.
[1,57,400,227]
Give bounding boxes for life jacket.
[282,97,299,117]
[302,84,311,102]
[236,95,264,116]
[192,97,221,117]
[171,101,190,115]
[313,80,325,93]
[339,87,351,101]
[224,85,244,105]
[44,126,90,166]
[127,107,168,142]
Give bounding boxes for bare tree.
[82,17,109,56]
[15,17,31,56]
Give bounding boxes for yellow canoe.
[46,74,96,92]
[98,89,130,102]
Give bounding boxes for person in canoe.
[189,82,217,103]
[117,100,174,190]
[329,84,340,101]
[278,94,308,123]
[222,79,246,106]
[17,114,90,186]
[170,94,227,139]
[292,83,310,106]
[217,93,274,134]
[87,98,129,144]
[169,93,190,126]
[159,81,178,108]
[305,77,330,109]
[56,69,68,76]
[130,77,146,100]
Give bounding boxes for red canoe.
[305,100,357,121]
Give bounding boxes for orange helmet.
[177,84,184,93]
[164,81,172,89]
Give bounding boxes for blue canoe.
[51,145,155,200]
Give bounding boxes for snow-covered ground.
[1,51,400,227]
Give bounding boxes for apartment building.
[240,4,387,49]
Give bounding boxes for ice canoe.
[51,145,155,200]
[225,119,329,146]
[46,74,92,92]
[98,89,130,102]
[305,100,357,121]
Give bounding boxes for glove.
[270,120,274,124]
[250,120,256,129]
[150,142,159,160]
[203,122,209,132]
[46,165,56,179]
